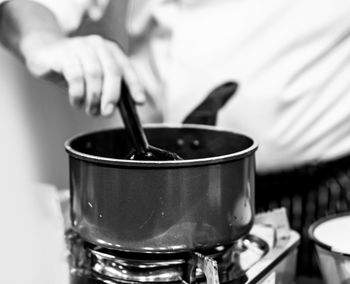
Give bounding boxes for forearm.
[0,0,65,60]
[0,0,145,117]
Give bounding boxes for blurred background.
[0,0,127,189]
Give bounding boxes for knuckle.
[88,34,104,45]
[66,72,84,84]
[71,37,85,48]
[86,69,102,80]
[63,59,81,72]
[106,64,120,76]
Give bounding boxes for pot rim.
[308,212,350,257]
[65,123,258,168]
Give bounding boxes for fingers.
[61,56,84,108]
[92,37,122,116]
[28,35,145,117]
[78,36,145,116]
[77,43,103,116]
[106,41,146,104]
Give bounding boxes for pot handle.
[195,252,220,284]
[181,252,220,284]
[183,81,238,125]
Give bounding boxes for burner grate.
[67,231,269,284]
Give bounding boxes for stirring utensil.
[118,80,182,161]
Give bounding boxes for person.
[1,0,350,280]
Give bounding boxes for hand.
[21,34,145,116]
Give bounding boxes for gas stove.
[66,227,299,284]
[58,188,299,284]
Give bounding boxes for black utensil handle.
[118,80,149,153]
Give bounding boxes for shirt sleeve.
[31,0,110,33]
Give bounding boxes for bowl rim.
[308,212,350,257]
[64,123,258,168]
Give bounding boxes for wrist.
[20,31,64,61]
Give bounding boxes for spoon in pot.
[118,80,182,161]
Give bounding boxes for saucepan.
[309,213,350,284]
[65,124,257,253]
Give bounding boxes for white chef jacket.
[4,0,350,173]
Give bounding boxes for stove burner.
[67,231,269,284]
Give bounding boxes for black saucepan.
[65,124,257,253]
